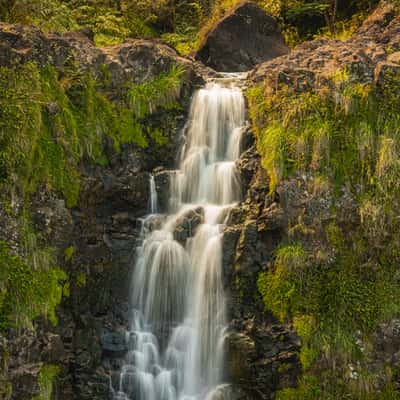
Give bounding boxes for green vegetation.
[127,64,185,145]
[0,0,381,51]
[0,60,185,332]
[0,241,66,330]
[248,70,400,193]
[128,64,184,119]
[0,342,11,400]
[0,62,184,205]
[251,68,400,398]
[33,364,60,400]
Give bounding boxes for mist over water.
[113,80,246,400]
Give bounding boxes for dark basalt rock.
[9,364,41,400]
[154,169,171,213]
[196,2,289,72]
[101,331,127,357]
[172,207,204,244]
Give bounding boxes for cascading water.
[149,174,159,215]
[113,78,246,400]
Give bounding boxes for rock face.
[250,3,400,89]
[239,2,400,397]
[223,144,301,399]
[0,22,210,400]
[196,2,289,72]
[0,22,210,89]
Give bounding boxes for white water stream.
[112,79,246,400]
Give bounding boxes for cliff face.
[1,2,400,400]
[0,23,210,400]
[235,2,400,399]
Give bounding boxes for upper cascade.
[112,78,247,400]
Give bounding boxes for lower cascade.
[112,79,247,400]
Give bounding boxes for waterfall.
[149,175,159,214]
[113,80,246,400]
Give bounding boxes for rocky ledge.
[250,3,400,89]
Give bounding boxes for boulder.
[172,207,204,244]
[196,2,289,72]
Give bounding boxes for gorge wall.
[1,1,400,400]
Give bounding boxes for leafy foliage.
[0,62,186,205]
[251,69,400,398]
[128,64,185,118]
[0,241,66,330]
[0,0,382,50]
[33,365,60,400]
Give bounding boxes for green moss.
[257,229,400,397]
[257,244,306,321]
[0,241,67,331]
[33,364,60,400]
[64,246,75,262]
[76,272,87,288]
[247,71,400,193]
[1,62,184,207]
[127,64,185,119]
[293,315,318,370]
[276,376,322,400]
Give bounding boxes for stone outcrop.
[230,2,400,398]
[250,3,400,89]
[0,22,211,91]
[0,22,209,400]
[196,2,289,72]
[223,144,301,399]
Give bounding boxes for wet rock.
[375,61,400,85]
[41,334,65,363]
[154,169,171,213]
[196,2,289,72]
[172,207,204,244]
[32,196,73,252]
[226,332,256,382]
[235,219,259,274]
[46,101,60,115]
[9,364,41,400]
[236,145,260,191]
[259,203,286,232]
[101,331,127,357]
[222,226,241,284]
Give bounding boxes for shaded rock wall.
[0,23,208,400]
[222,138,301,399]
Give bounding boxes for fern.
[127,64,185,119]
